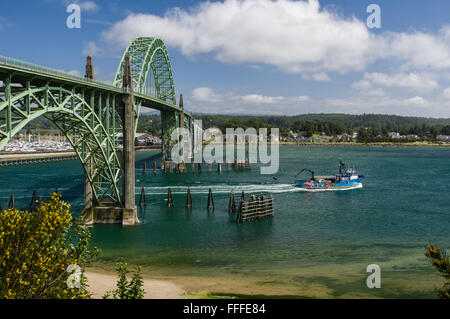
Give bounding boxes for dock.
[0,152,78,166]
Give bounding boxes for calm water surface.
[1,146,449,298]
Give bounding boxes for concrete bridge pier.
[120,57,138,225]
[82,55,138,226]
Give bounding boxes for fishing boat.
[294,161,364,191]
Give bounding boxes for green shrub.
[425,245,450,299]
[103,263,145,299]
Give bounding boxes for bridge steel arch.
[0,76,122,206]
[113,37,190,161]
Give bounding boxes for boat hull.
[294,179,363,191]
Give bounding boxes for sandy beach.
[85,270,186,299]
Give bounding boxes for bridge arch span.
[0,80,122,205]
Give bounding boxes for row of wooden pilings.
[141,160,252,175]
[0,190,43,212]
[138,187,274,223]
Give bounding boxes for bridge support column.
[121,92,138,225]
[82,55,95,223]
[121,55,138,225]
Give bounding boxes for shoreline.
[278,142,450,148]
[85,268,186,299]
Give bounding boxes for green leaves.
[425,245,450,299]
[103,263,145,299]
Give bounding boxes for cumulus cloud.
[102,0,375,74]
[102,0,450,76]
[186,87,450,116]
[192,87,222,102]
[324,95,433,116]
[353,72,439,91]
[190,87,310,114]
[80,1,99,12]
[241,94,285,104]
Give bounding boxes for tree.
[0,193,99,299]
[425,245,450,299]
[103,263,145,299]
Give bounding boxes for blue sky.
[1,0,450,117]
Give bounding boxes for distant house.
[437,135,450,142]
[405,134,419,139]
[389,132,400,139]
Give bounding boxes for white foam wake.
[136,183,303,195]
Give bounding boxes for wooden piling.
[208,163,212,172]
[8,193,14,209]
[30,191,37,212]
[237,192,274,223]
[217,163,222,173]
[207,188,215,210]
[153,161,157,174]
[197,163,202,173]
[167,187,174,207]
[139,187,146,207]
[143,162,147,173]
[186,187,192,208]
[237,195,244,223]
[228,189,236,213]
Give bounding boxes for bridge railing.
[0,55,121,91]
[0,56,181,108]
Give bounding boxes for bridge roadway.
[0,55,191,116]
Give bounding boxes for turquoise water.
[1,146,449,298]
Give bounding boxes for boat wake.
[137,184,304,195]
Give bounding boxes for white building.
[437,135,450,142]
[389,132,400,138]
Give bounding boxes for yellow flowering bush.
[0,193,99,299]
[425,245,450,299]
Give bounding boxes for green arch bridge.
[0,37,198,225]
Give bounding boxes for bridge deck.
[0,56,190,116]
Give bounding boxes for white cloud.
[190,87,309,114]
[102,0,375,73]
[444,87,450,99]
[79,1,99,13]
[102,0,450,76]
[405,96,427,106]
[82,41,100,56]
[351,80,371,90]
[192,87,222,102]
[302,72,331,82]
[241,94,285,104]
[312,72,331,82]
[187,87,450,116]
[380,28,450,70]
[358,72,439,91]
